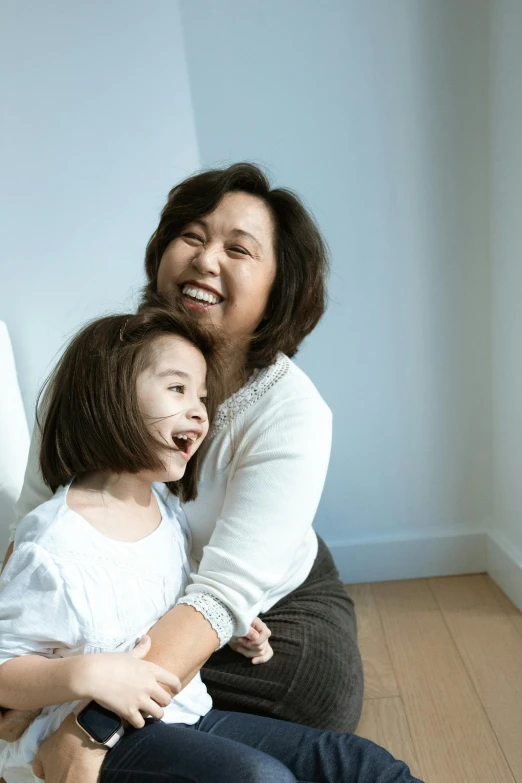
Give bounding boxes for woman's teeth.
[182,285,221,305]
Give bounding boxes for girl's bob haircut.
[143,162,329,372]
[38,297,225,503]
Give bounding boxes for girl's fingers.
[129,635,151,658]
[241,627,260,642]
[242,619,271,645]
[252,644,274,665]
[251,616,271,635]
[143,699,164,721]
[233,641,272,659]
[235,640,267,653]
[150,684,173,708]
[128,710,145,729]
[151,665,182,694]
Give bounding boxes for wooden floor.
[347,574,522,783]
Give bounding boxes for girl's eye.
[169,385,184,393]
[200,397,208,406]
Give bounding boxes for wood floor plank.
[430,574,522,782]
[485,575,522,641]
[346,583,399,699]
[372,579,515,783]
[356,697,421,779]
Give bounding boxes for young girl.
[0,303,423,783]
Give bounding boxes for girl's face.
[136,335,209,482]
[156,192,277,346]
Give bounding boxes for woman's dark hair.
[143,162,329,370]
[38,297,225,502]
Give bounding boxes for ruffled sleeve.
[0,542,80,663]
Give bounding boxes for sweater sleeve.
[182,392,332,636]
[0,542,80,663]
[10,420,52,543]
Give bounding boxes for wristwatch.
[74,700,125,748]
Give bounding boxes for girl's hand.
[75,635,181,728]
[228,617,273,664]
[0,707,41,741]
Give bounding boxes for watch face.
[77,701,122,744]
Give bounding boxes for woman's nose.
[192,245,220,276]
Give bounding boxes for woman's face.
[136,335,209,483]
[156,192,277,344]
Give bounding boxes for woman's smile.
[180,280,225,309]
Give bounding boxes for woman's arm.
[145,603,220,686]
[1,542,13,572]
[10,413,53,545]
[145,392,331,677]
[182,392,332,635]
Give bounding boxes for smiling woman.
[6,163,365,783]
[155,191,277,349]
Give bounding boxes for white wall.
[0,0,199,547]
[0,0,200,426]
[488,0,522,607]
[180,0,492,577]
[3,1,508,588]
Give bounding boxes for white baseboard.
[487,533,522,613]
[328,528,487,584]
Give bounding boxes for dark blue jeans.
[101,710,424,783]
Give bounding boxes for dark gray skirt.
[201,536,364,732]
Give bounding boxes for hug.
[0,163,423,782]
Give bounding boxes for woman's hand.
[75,635,181,728]
[0,706,41,741]
[32,712,107,782]
[229,617,273,664]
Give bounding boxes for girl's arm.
[0,638,180,725]
[0,656,91,710]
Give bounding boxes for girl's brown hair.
[38,297,225,502]
[143,162,329,372]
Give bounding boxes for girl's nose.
[188,399,208,422]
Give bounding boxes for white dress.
[0,483,212,783]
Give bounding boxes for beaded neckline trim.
[210,353,290,435]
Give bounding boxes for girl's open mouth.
[171,431,199,461]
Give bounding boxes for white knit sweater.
[13,354,332,638]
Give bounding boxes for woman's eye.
[228,245,249,256]
[169,385,184,393]
[183,232,204,243]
